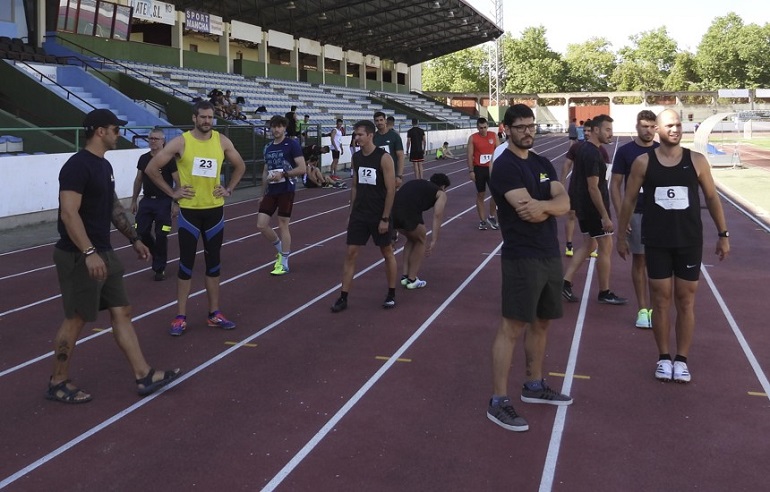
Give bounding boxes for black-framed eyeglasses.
[148,137,163,141]
[510,124,537,133]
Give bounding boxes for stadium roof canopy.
[171,0,503,66]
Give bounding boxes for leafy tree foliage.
[421,47,487,93]
[563,38,616,92]
[500,28,567,93]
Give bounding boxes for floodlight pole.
[488,0,502,108]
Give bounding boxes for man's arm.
[406,136,412,155]
[586,175,612,231]
[609,172,625,220]
[130,169,143,214]
[466,135,474,173]
[427,190,448,255]
[380,153,396,233]
[218,135,247,197]
[59,190,107,280]
[395,150,404,183]
[422,133,427,152]
[506,182,570,223]
[290,155,307,178]
[560,158,573,184]
[330,128,338,150]
[146,136,188,200]
[112,192,150,260]
[693,151,730,260]
[617,155,647,260]
[171,170,181,218]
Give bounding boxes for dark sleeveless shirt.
[641,148,702,248]
[351,147,388,221]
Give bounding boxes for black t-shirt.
[137,151,177,198]
[572,143,610,220]
[285,111,298,136]
[56,149,115,252]
[393,179,438,213]
[489,149,560,259]
[351,147,388,221]
[406,127,425,151]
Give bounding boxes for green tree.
[664,52,701,91]
[500,28,567,93]
[562,38,616,91]
[695,13,747,89]
[611,27,679,91]
[421,47,487,92]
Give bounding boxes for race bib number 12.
[358,166,377,185]
[192,157,218,178]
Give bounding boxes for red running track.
[1,135,768,491]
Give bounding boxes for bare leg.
[177,278,192,316]
[109,305,152,379]
[51,315,87,386]
[524,318,550,381]
[476,191,486,222]
[341,245,359,292]
[404,225,427,279]
[649,277,674,356]
[595,234,613,291]
[381,244,397,289]
[492,316,527,395]
[276,216,291,253]
[632,253,649,310]
[204,275,220,313]
[563,234,593,283]
[565,210,576,245]
[488,196,497,220]
[257,212,279,244]
[673,277,698,357]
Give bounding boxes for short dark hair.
[290,105,297,111]
[270,115,289,127]
[386,116,395,123]
[583,119,592,128]
[442,141,448,146]
[412,118,418,125]
[193,100,215,115]
[354,120,376,135]
[476,117,488,126]
[637,110,656,123]
[429,172,451,189]
[502,104,535,127]
[373,111,386,120]
[336,118,343,124]
[304,114,310,118]
[590,114,613,129]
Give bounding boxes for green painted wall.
[57,32,179,65]
[325,73,346,87]
[183,51,227,72]
[234,59,266,78]
[305,71,324,84]
[348,76,362,89]
[383,81,398,93]
[267,63,296,81]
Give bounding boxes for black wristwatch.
[718,231,729,238]
[380,217,389,223]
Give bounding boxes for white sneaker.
[673,361,691,383]
[406,278,427,289]
[655,359,673,381]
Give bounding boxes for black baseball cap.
[83,109,128,130]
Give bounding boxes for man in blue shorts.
[486,104,573,432]
[610,110,659,328]
[258,115,307,275]
[49,109,180,403]
[331,120,397,312]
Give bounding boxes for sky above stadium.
[464,0,770,54]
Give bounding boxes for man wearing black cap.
[48,109,181,404]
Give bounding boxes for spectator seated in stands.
[255,105,267,114]
[436,142,455,159]
[302,144,346,189]
[208,89,227,119]
[222,90,245,120]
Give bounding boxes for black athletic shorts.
[409,150,425,162]
[645,244,702,282]
[392,206,422,232]
[473,165,490,193]
[331,150,341,159]
[501,257,563,322]
[346,216,392,247]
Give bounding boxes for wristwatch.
[83,246,96,256]
[129,236,139,244]
[380,217,389,222]
[718,231,729,238]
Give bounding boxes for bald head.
[656,109,682,146]
[657,109,680,126]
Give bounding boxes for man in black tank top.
[617,109,730,384]
[331,120,398,313]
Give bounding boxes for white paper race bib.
[654,186,689,210]
[480,153,492,164]
[192,157,218,178]
[358,166,377,185]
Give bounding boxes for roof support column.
[290,40,299,81]
[172,10,184,67]
[219,23,230,73]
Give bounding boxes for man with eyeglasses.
[486,104,572,432]
[467,117,499,230]
[48,109,181,403]
[131,128,179,281]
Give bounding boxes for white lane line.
[701,265,770,400]
[539,257,597,492]
[260,241,503,492]
[0,206,481,488]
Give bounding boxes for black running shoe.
[486,398,529,431]
[521,381,573,406]
[562,281,579,303]
[331,296,348,313]
[598,290,628,305]
[382,296,396,309]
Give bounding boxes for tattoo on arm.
[112,193,138,241]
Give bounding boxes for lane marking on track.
[260,241,503,492]
[701,265,770,402]
[539,254,597,492]
[0,206,484,488]
[375,356,411,363]
[549,372,590,380]
[225,342,257,348]
[748,391,767,397]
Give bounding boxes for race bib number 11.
[192,157,218,178]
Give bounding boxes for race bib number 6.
[192,157,218,178]
[654,186,689,210]
[358,166,377,185]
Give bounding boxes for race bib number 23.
[192,157,218,178]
